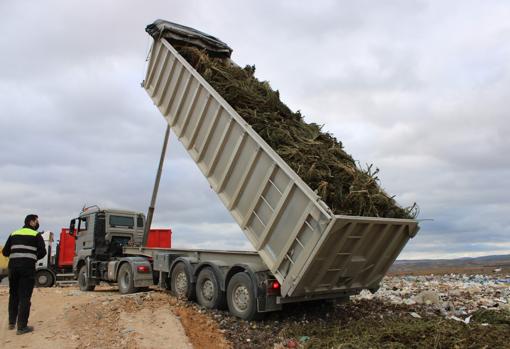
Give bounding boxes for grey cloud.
[1,1,509,260]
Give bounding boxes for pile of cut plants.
[176,45,417,219]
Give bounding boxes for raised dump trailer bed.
[142,21,418,301]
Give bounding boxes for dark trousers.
[8,266,35,328]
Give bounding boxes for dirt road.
[0,285,230,349]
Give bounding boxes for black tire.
[78,265,95,291]
[196,267,226,309]
[227,272,260,320]
[118,263,137,294]
[170,262,195,300]
[35,270,54,287]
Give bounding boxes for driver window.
[78,217,88,232]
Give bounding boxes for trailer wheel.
[171,262,194,300]
[118,263,137,294]
[35,270,54,287]
[78,265,95,291]
[227,272,260,320]
[196,267,226,309]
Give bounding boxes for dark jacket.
[2,226,47,270]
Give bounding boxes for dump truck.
[71,21,418,320]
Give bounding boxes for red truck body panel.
[145,229,172,248]
[58,228,76,268]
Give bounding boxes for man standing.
[2,214,46,335]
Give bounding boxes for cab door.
[74,214,94,257]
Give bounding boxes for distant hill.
[390,254,510,275]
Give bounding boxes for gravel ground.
[2,274,509,348]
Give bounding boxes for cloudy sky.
[1,1,509,259]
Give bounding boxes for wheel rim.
[175,272,188,297]
[38,274,48,285]
[201,279,214,301]
[232,284,250,312]
[121,270,129,289]
[79,270,86,287]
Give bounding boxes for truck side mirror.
[69,219,76,238]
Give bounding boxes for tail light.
[136,265,150,273]
[267,280,281,295]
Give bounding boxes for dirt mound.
[176,46,417,219]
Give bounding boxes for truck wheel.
[196,267,226,309]
[227,272,260,320]
[171,262,195,300]
[35,270,54,287]
[78,265,95,291]
[118,263,137,294]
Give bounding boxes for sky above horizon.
[1,1,509,259]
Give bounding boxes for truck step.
[56,280,77,285]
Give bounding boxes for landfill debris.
[175,45,417,219]
[299,336,310,343]
[413,290,441,306]
[122,273,508,349]
[286,339,298,348]
[355,273,510,322]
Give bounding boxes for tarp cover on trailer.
[146,19,232,58]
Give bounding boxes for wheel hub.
[38,275,48,284]
[233,285,249,311]
[175,272,188,296]
[202,280,214,300]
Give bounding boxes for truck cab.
[70,206,154,293]
[71,206,145,261]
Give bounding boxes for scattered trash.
[448,316,465,323]
[286,339,298,348]
[299,336,310,343]
[413,290,441,306]
[353,273,510,320]
[410,312,421,319]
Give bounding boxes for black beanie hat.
[24,214,38,226]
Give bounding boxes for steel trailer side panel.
[124,247,267,270]
[143,38,419,298]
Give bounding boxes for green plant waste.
[176,46,417,219]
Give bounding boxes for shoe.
[16,326,34,335]
[8,324,15,330]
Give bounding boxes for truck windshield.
[109,215,134,228]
